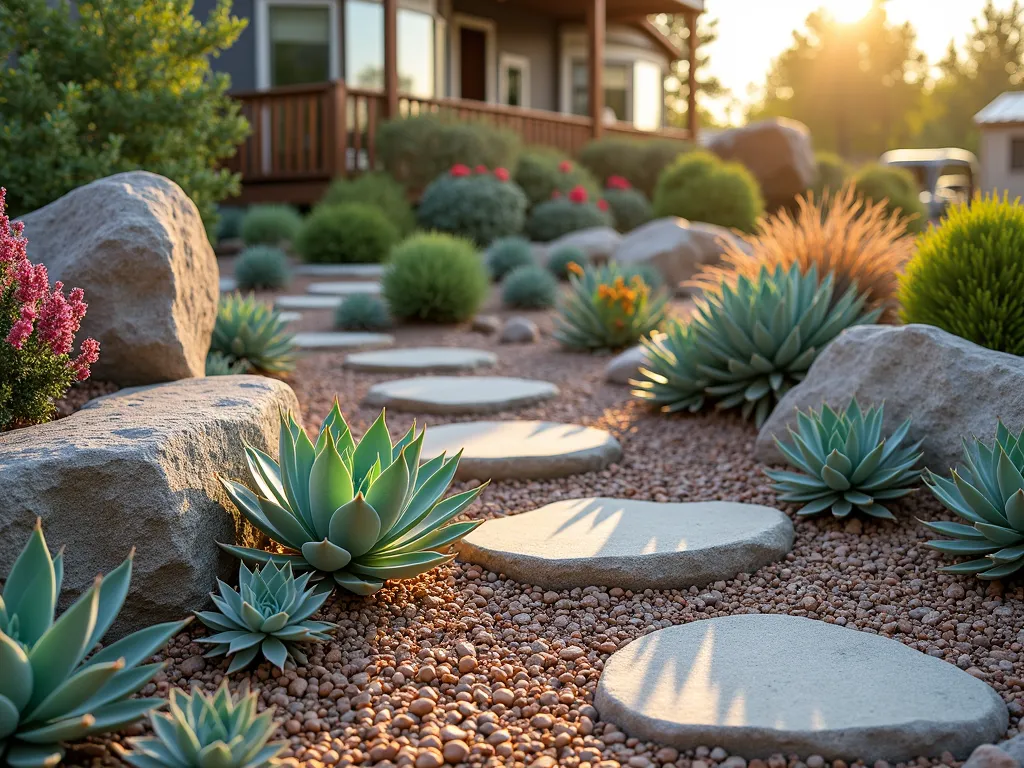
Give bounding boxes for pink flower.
[568,185,588,204]
[71,337,100,381]
[607,175,632,190]
[450,164,471,177]
[5,305,36,350]
[0,188,28,271]
[474,165,489,174]
[14,262,48,305]
[597,199,610,212]
[37,282,88,357]
[559,161,573,173]
[493,167,510,182]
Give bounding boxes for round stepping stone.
[345,347,497,374]
[294,332,394,350]
[274,295,342,310]
[457,498,794,590]
[295,263,385,278]
[219,276,237,292]
[595,614,1008,762]
[365,376,556,415]
[306,281,381,297]
[421,420,621,480]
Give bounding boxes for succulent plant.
[765,400,923,520]
[218,402,487,595]
[126,682,284,768]
[0,521,189,768]
[546,246,589,280]
[194,561,335,673]
[206,351,251,376]
[633,264,880,427]
[922,422,1024,579]
[210,294,297,375]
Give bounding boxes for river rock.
[545,227,622,263]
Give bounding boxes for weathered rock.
[595,614,1008,761]
[964,745,1021,768]
[19,171,218,385]
[604,334,665,384]
[472,315,502,335]
[998,734,1024,764]
[364,376,557,415]
[0,376,298,635]
[544,227,622,263]
[756,324,1024,471]
[708,118,816,209]
[500,317,541,344]
[345,347,497,373]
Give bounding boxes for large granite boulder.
[708,118,815,209]
[0,376,298,636]
[544,226,622,263]
[19,171,219,385]
[756,325,1024,471]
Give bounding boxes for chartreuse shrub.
[320,173,415,236]
[526,186,612,242]
[240,205,303,247]
[852,164,927,233]
[382,233,489,323]
[218,403,488,595]
[634,265,879,427]
[1,188,99,431]
[417,166,527,247]
[514,149,600,209]
[234,246,290,291]
[547,245,589,280]
[900,194,1024,354]
[766,400,922,520]
[210,294,296,375]
[603,176,653,233]
[126,682,284,768]
[335,294,392,331]
[653,151,764,234]
[554,262,668,351]
[487,237,535,281]
[579,137,691,198]
[502,265,559,310]
[297,203,399,265]
[0,521,189,768]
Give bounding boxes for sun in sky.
[826,0,876,24]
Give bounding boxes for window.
[633,60,662,131]
[1012,138,1024,171]
[571,61,632,122]
[500,53,530,108]
[344,0,437,97]
[268,5,332,86]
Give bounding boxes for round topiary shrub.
[216,206,246,242]
[514,149,600,209]
[526,186,613,242]
[417,165,528,247]
[296,203,400,264]
[810,152,851,199]
[240,204,303,246]
[487,236,535,281]
[320,173,415,236]
[233,245,290,291]
[382,233,489,323]
[853,164,928,233]
[900,194,1024,354]
[502,264,559,310]
[547,245,590,280]
[653,151,764,233]
[335,294,393,331]
[603,176,654,232]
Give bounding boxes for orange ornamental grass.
[689,185,917,322]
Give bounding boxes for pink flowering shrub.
[0,187,99,431]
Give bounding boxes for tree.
[653,13,725,129]
[0,0,249,234]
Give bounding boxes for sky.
[702,0,1018,123]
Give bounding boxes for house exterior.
[974,91,1024,199]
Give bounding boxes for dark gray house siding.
[195,0,258,91]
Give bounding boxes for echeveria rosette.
[210,293,296,375]
[218,402,487,595]
[922,422,1024,580]
[0,522,189,768]
[765,400,923,520]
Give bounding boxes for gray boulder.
[709,118,815,209]
[0,376,298,636]
[19,171,218,385]
[756,324,1024,471]
[604,333,666,384]
[544,227,622,263]
[500,316,541,344]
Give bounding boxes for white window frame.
[498,52,531,109]
[255,0,341,90]
[450,13,497,103]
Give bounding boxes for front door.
[460,27,487,101]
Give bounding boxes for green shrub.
[603,179,654,232]
[234,245,290,290]
[382,233,489,323]
[296,203,399,264]
[526,187,612,242]
[377,115,521,195]
[853,164,928,233]
[417,166,527,247]
[241,204,303,246]
[811,151,851,199]
[514,148,600,209]
[335,294,393,331]
[579,137,692,198]
[210,293,296,374]
[320,172,415,236]
[653,151,764,233]
[502,264,559,309]
[487,236,535,280]
[216,206,246,241]
[899,194,1024,354]
[547,245,590,280]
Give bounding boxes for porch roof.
[500,0,703,20]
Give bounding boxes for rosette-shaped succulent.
[195,562,336,673]
[765,400,923,519]
[218,402,487,595]
[633,264,879,427]
[922,422,1024,579]
[210,294,296,375]
[1,521,189,768]
[126,682,284,768]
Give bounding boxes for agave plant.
[1,522,189,768]
[195,562,336,673]
[206,351,251,376]
[218,402,487,595]
[765,400,923,519]
[210,293,296,375]
[126,682,284,768]
[633,264,880,427]
[922,422,1024,579]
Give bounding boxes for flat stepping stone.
[275,295,342,310]
[595,614,1008,762]
[294,332,394,350]
[421,420,621,480]
[457,498,794,590]
[365,376,556,415]
[277,311,302,324]
[306,281,381,297]
[295,263,385,278]
[346,347,497,373]
[219,276,237,292]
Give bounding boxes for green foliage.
[126,682,284,768]
[526,197,612,243]
[487,237,535,281]
[619,262,664,291]
[634,264,880,427]
[653,151,764,233]
[382,233,489,324]
[210,294,296,375]
[234,246,290,291]
[554,263,668,351]
[0,0,249,236]
[206,351,250,376]
[852,164,928,233]
[240,205,303,247]
[217,207,247,242]
[513,149,600,209]
[766,400,922,520]
[296,203,399,264]
[335,294,392,331]
[900,194,1024,354]
[547,246,590,280]
[810,152,851,199]
[417,170,527,247]
[578,138,692,198]
[502,265,559,310]
[320,173,415,236]
[219,405,488,595]
[0,521,189,768]
[603,187,654,233]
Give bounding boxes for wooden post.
[383,0,399,118]
[686,9,699,142]
[586,0,605,139]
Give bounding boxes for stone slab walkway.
[306,281,382,297]
[364,376,557,415]
[293,332,394,350]
[294,263,386,278]
[275,295,342,310]
[345,347,497,373]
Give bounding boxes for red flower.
[568,185,588,204]
[597,199,610,212]
[71,337,100,381]
[474,165,489,174]
[607,175,632,190]
[450,164,471,177]
[494,167,510,182]
[559,160,573,173]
